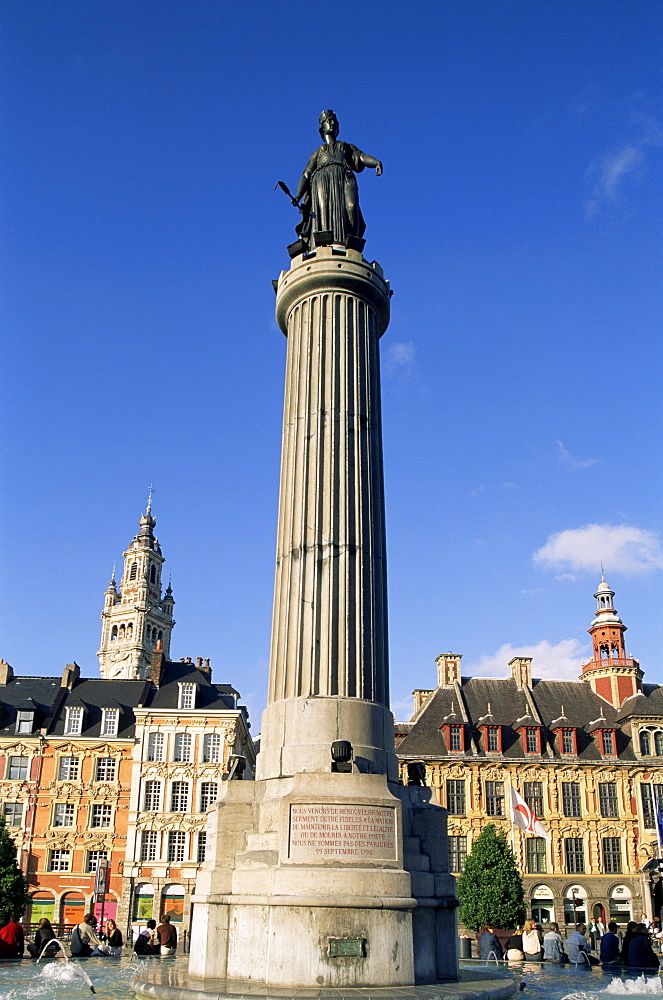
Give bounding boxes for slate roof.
[0,660,247,740]
[396,674,663,763]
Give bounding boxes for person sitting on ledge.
[478,924,503,960]
[600,920,622,965]
[566,923,599,965]
[0,915,24,958]
[627,924,659,969]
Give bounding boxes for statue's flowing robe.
[296,141,366,247]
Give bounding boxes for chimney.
[510,656,532,689]
[148,645,166,688]
[412,689,434,718]
[197,657,212,680]
[61,662,80,690]
[436,653,462,687]
[0,660,14,685]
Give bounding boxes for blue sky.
[1,1,661,726]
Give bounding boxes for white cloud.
[584,110,663,217]
[533,523,663,576]
[384,341,416,378]
[466,639,589,682]
[557,440,598,469]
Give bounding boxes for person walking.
[156,913,177,956]
[600,921,622,965]
[522,919,543,961]
[543,922,565,962]
[478,925,503,960]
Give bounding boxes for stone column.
[257,247,397,780]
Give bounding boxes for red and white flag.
[510,786,550,840]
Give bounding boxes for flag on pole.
[655,795,663,854]
[510,785,550,840]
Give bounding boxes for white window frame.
[200,781,218,812]
[49,849,71,872]
[140,830,158,862]
[173,732,192,762]
[91,803,113,828]
[7,755,29,780]
[147,732,165,762]
[58,756,80,781]
[170,781,189,812]
[95,757,116,782]
[64,706,84,735]
[101,708,120,737]
[15,710,34,734]
[144,780,161,812]
[53,802,76,828]
[202,733,222,764]
[178,683,196,710]
[167,830,187,863]
[86,849,109,874]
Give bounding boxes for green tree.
[0,815,28,925]
[456,823,526,931]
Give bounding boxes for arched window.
[158,630,163,642]
[655,732,663,757]
[129,562,137,581]
[152,627,158,642]
[640,731,651,756]
[600,644,609,660]
[111,626,118,642]
[119,624,125,640]
[611,644,619,658]
[127,622,133,639]
[150,565,156,583]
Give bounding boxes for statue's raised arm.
[291,110,382,253]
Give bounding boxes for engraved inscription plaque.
[289,803,397,860]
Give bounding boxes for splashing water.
[561,992,601,1000]
[40,961,96,993]
[604,978,663,995]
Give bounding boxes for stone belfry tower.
[190,112,457,989]
[97,500,175,679]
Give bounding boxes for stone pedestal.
[189,247,458,987]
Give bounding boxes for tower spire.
[580,576,641,706]
[97,502,175,680]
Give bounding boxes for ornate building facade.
[396,579,663,932]
[1,508,254,941]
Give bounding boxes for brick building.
[396,578,663,931]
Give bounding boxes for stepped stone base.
[188,772,458,988]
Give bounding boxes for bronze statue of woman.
[293,110,382,249]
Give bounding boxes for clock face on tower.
[106,650,130,678]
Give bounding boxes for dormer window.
[560,729,577,755]
[15,711,34,735]
[440,723,465,752]
[178,683,196,710]
[486,726,501,752]
[640,731,652,755]
[600,730,616,755]
[101,708,119,737]
[64,707,83,735]
[525,727,541,753]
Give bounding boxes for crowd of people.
[0,911,178,959]
[478,914,662,970]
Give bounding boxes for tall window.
[601,730,616,755]
[562,782,582,817]
[130,562,137,580]
[523,782,544,817]
[202,733,222,764]
[86,850,108,874]
[525,728,539,753]
[641,731,652,755]
[197,831,207,864]
[171,781,189,812]
[64,707,83,735]
[448,835,467,872]
[53,802,75,827]
[91,804,113,828]
[3,803,22,827]
[178,684,196,710]
[200,782,218,812]
[446,779,466,815]
[95,757,116,782]
[486,727,500,752]
[15,711,34,734]
[167,831,187,863]
[641,784,663,829]
[101,708,119,737]
[449,726,463,751]
[140,830,158,862]
[599,782,619,818]
[7,756,28,780]
[144,780,161,811]
[655,732,663,756]
[561,730,575,754]
[48,849,71,872]
[147,732,164,762]
[485,780,504,816]
[173,733,192,763]
[565,837,585,874]
[602,837,622,874]
[58,756,80,781]
[526,837,547,874]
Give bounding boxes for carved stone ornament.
[444,765,466,780]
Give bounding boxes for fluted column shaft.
[257,248,395,779]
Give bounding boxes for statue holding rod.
[278,110,382,251]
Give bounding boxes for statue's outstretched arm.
[359,152,383,175]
